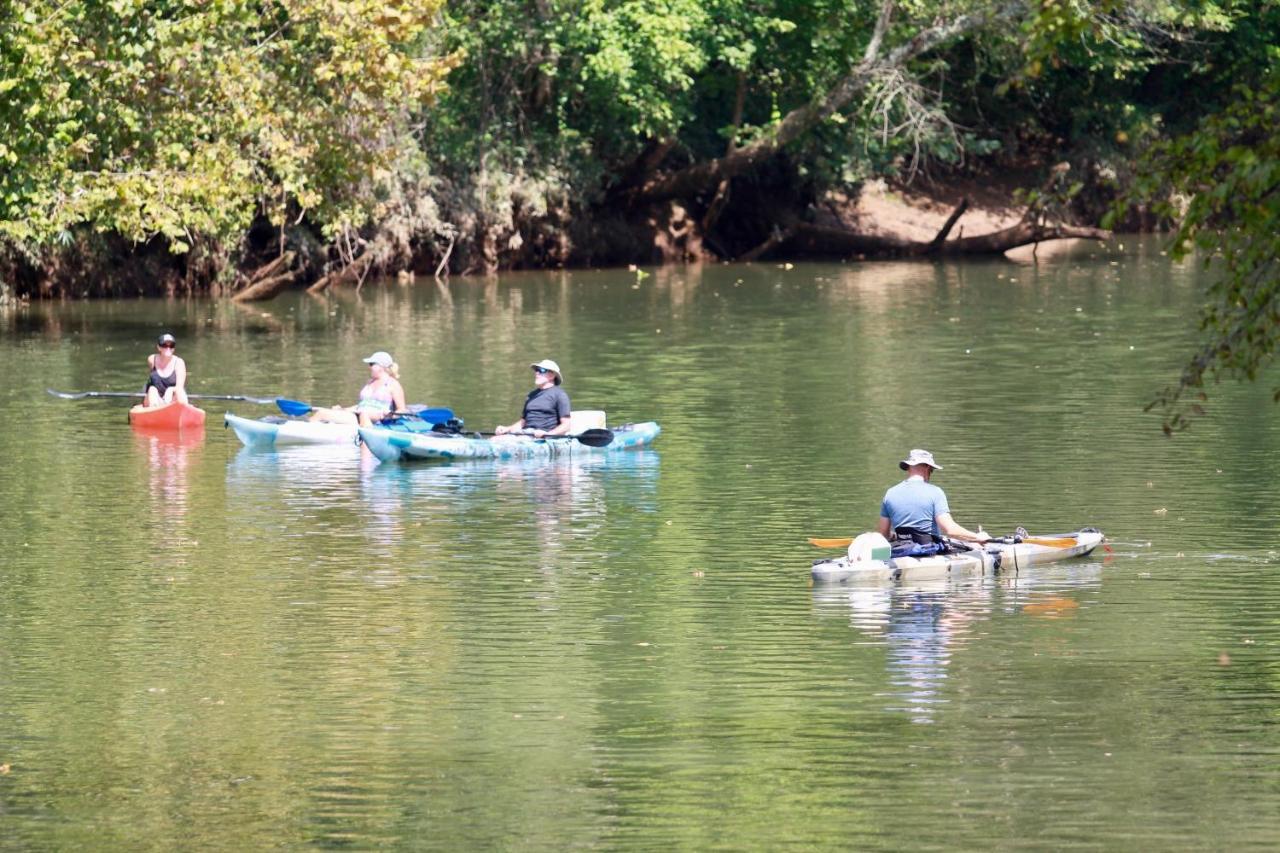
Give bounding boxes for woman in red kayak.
[143,332,190,407]
[311,351,407,427]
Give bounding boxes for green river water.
[3,238,1280,849]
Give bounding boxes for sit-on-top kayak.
[129,400,207,430]
[224,412,444,448]
[358,421,661,463]
[811,529,1105,583]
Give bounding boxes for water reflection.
[223,444,661,585]
[131,424,205,563]
[814,562,1104,723]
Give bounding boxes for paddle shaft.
[435,425,614,447]
[276,397,454,422]
[48,388,275,404]
[808,534,1078,549]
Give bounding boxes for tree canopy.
[3,0,1280,425]
[0,0,455,266]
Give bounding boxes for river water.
[3,239,1280,848]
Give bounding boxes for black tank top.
[147,362,178,393]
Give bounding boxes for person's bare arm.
[937,512,988,542]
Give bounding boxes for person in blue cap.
[877,449,989,545]
[495,359,572,438]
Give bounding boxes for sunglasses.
[159,342,175,349]
[533,366,551,374]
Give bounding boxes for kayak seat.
[890,541,948,559]
[569,409,606,433]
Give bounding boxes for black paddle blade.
[575,428,614,447]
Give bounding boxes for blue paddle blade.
[276,398,314,417]
[416,407,454,423]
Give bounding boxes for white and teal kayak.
[358,421,661,463]
[224,412,447,448]
[811,529,1105,584]
[224,413,359,447]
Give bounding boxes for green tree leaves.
[0,0,455,260]
[1121,69,1280,431]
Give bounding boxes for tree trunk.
[307,252,376,294]
[628,1,1021,206]
[231,270,298,302]
[231,251,297,302]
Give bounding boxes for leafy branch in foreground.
[1117,70,1280,433]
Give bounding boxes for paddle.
[275,398,455,423]
[431,423,615,448]
[48,388,276,404]
[808,534,1078,548]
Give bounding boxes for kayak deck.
[129,400,207,430]
[358,421,661,463]
[811,529,1105,583]
[224,412,446,448]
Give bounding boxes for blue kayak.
[358,421,661,463]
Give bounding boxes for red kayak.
[128,399,207,430]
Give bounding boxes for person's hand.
[531,429,547,438]
[495,425,509,435]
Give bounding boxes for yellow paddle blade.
[1022,536,1077,548]
[809,537,854,548]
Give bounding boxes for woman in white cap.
[310,351,406,427]
[495,358,571,438]
[876,448,989,545]
[143,332,190,407]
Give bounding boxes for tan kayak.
[811,529,1105,583]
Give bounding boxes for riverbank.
[1,164,1121,302]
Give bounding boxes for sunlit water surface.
[3,239,1280,848]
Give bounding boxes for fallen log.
[229,251,297,302]
[737,225,797,263]
[779,200,1110,260]
[307,252,376,295]
[232,270,298,303]
[247,251,294,284]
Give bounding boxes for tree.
[0,0,455,291]
[1120,68,1280,433]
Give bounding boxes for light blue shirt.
[880,476,950,537]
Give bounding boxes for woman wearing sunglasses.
[495,359,571,438]
[143,332,190,407]
[310,350,407,427]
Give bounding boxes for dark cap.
[157,333,176,346]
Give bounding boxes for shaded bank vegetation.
[2,1,1279,421]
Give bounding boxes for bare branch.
[864,0,895,63]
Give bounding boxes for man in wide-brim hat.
[876,448,989,545]
[495,359,572,438]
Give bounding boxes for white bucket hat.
[899,449,942,470]
[363,351,394,368]
[530,359,562,385]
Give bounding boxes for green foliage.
[0,0,455,262]
[1120,68,1280,432]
